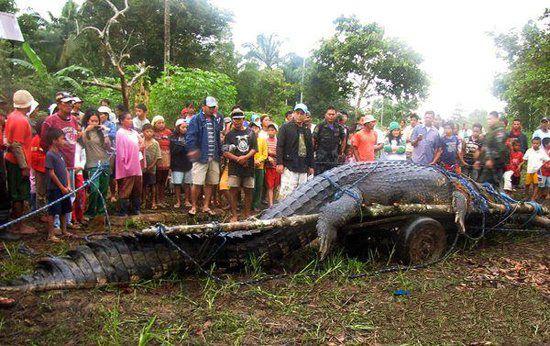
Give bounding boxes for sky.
[15,0,548,117]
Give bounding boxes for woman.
[81,109,111,222]
[259,114,271,139]
[152,115,172,207]
[115,112,144,215]
[382,121,406,161]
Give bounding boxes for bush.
[79,80,123,109]
[149,66,237,127]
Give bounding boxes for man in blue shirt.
[411,111,442,165]
[186,96,223,215]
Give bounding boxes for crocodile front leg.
[316,187,363,260]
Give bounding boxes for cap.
[388,121,400,131]
[151,115,165,126]
[72,97,82,103]
[230,108,245,118]
[175,118,186,127]
[224,117,232,124]
[13,90,35,108]
[28,99,39,114]
[294,103,308,113]
[360,114,376,124]
[250,113,260,123]
[267,122,278,131]
[59,92,74,103]
[98,106,112,114]
[541,117,548,123]
[55,92,69,102]
[204,96,218,108]
[250,120,261,128]
[48,103,57,115]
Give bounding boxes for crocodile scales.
[1,160,546,292]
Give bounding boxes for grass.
[0,214,548,344]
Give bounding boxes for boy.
[503,139,523,193]
[439,122,466,173]
[523,137,549,201]
[45,128,75,242]
[170,118,193,209]
[265,123,280,207]
[537,138,550,200]
[250,120,267,211]
[142,123,161,209]
[223,108,257,221]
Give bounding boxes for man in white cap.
[351,114,382,162]
[276,103,314,200]
[186,96,223,215]
[4,90,38,235]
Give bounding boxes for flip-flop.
[188,209,197,216]
[0,297,16,308]
[202,209,216,216]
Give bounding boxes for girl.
[169,119,192,208]
[152,115,172,207]
[382,122,406,161]
[81,109,111,222]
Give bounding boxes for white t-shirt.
[532,128,550,141]
[132,117,150,132]
[523,147,550,173]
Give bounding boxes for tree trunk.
[120,75,129,110]
[163,0,170,73]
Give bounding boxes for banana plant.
[10,42,92,91]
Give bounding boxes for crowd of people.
[1,89,549,243]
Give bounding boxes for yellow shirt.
[254,136,268,169]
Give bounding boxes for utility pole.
[163,0,170,73]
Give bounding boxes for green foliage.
[149,66,237,126]
[492,11,549,130]
[243,33,283,69]
[236,62,291,117]
[80,81,123,108]
[371,98,419,128]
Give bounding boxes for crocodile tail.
[0,234,193,292]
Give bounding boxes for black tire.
[396,217,446,264]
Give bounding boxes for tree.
[371,98,419,128]
[149,66,237,126]
[77,0,150,109]
[491,10,550,130]
[310,16,429,112]
[243,33,283,69]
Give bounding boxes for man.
[40,93,81,229]
[186,96,223,215]
[4,90,38,235]
[277,103,314,200]
[313,106,346,174]
[507,119,528,153]
[462,123,484,180]
[351,114,382,162]
[532,118,550,141]
[284,110,293,123]
[479,111,508,188]
[403,113,419,159]
[132,103,149,132]
[223,108,258,221]
[411,111,442,165]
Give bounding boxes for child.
[30,118,47,219]
[265,123,280,207]
[503,139,523,193]
[382,122,406,161]
[45,128,75,242]
[523,137,549,201]
[169,118,192,209]
[537,137,550,200]
[142,123,161,209]
[152,116,172,207]
[250,120,267,211]
[439,122,466,174]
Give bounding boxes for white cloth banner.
[0,12,24,42]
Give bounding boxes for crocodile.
[0,160,545,292]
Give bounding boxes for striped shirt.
[205,119,215,158]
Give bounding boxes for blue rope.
[319,172,362,205]
[0,159,112,231]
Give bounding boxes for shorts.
[265,167,281,189]
[192,160,220,185]
[118,175,143,199]
[538,174,550,188]
[219,166,229,191]
[143,172,156,187]
[171,170,193,185]
[525,172,538,186]
[47,189,72,216]
[228,175,254,189]
[6,160,30,202]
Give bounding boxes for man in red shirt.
[351,114,382,162]
[4,90,37,234]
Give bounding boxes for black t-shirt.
[223,128,257,177]
[45,150,67,191]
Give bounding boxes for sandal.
[0,296,16,309]
[188,208,197,216]
[202,208,216,216]
[173,203,181,208]
[48,235,62,243]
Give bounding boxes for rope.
[0,160,112,231]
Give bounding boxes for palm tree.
[243,33,283,69]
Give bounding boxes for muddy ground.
[0,202,549,345]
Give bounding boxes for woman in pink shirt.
[116,112,144,216]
